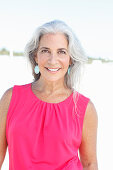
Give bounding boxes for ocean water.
[0,55,113,170]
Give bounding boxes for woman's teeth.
[46,68,60,72]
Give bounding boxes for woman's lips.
[45,67,61,73]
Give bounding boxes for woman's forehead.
[39,33,68,48]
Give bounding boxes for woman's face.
[35,33,72,82]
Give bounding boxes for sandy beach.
[0,55,113,170]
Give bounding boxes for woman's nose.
[48,53,58,64]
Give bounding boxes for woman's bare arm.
[79,100,98,170]
[0,88,12,168]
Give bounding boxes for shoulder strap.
[72,92,90,143]
[6,83,30,141]
[6,85,19,141]
[76,92,90,118]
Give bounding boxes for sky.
[0,0,113,59]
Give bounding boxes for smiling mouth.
[45,67,61,72]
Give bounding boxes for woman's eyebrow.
[39,47,49,50]
[58,48,68,52]
[39,47,68,52]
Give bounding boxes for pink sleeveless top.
[6,83,90,170]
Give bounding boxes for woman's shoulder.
[82,100,98,136]
[12,82,31,89]
[9,82,31,93]
[75,91,90,100]
[85,100,98,121]
[0,82,31,103]
[73,90,90,107]
[0,87,13,104]
[0,87,13,118]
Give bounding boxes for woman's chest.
[8,103,82,148]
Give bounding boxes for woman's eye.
[41,50,49,53]
[58,51,66,54]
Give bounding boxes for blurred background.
[0,0,113,169]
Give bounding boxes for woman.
[0,20,98,170]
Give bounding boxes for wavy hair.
[24,20,88,92]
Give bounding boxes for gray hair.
[24,20,88,92]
